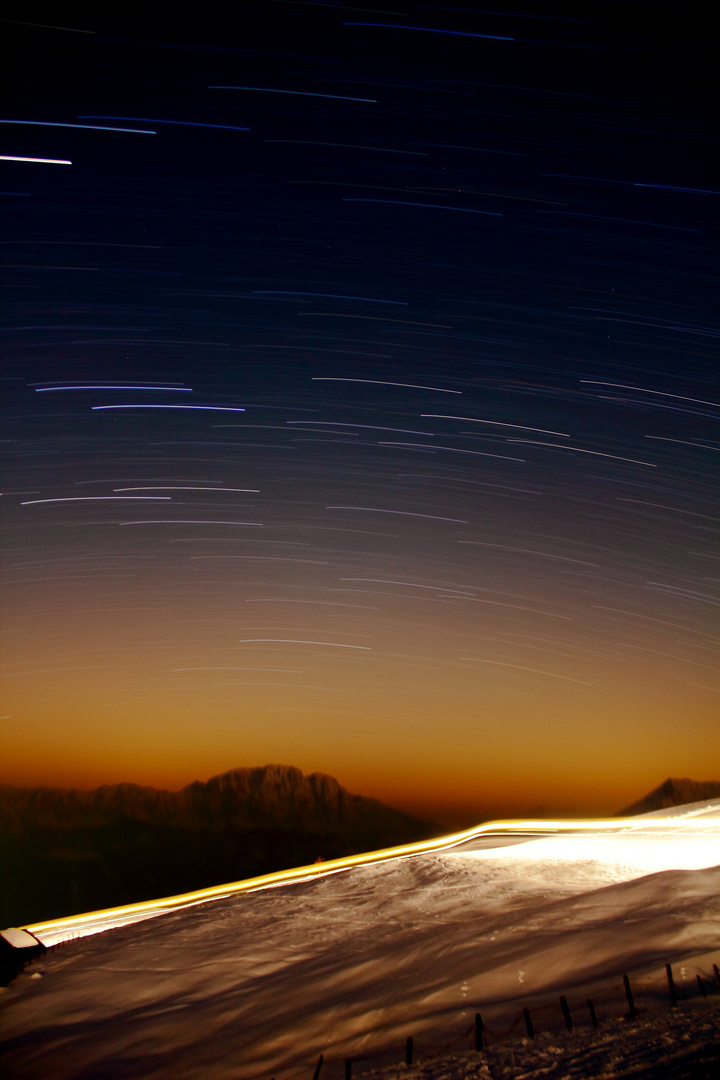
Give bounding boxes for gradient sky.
[1,2,718,825]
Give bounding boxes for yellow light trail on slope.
[22,813,717,945]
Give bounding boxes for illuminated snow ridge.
[24,808,720,947]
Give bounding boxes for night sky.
[1,2,718,825]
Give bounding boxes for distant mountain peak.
[0,763,437,838]
[0,765,440,927]
[617,777,720,816]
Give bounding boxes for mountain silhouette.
[617,776,720,816]
[0,766,439,928]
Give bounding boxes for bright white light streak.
[342,22,513,42]
[187,556,329,563]
[591,606,701,633]
[449,596,573,619]
[341,577,476,595]
[92,404,246,412]
[581,380,720,410]
[645,436,720,451]
[460,657,591,684]
[422,414,570,437]
[172,667,303,673]
[1,666,111,679]
[31,380,184,387]
[644,582,720,606]
[509,439,657,466]
[209,85,377,103]
[618,644,720,671]
[302,314,450,327]
[245,599,378,609]
[327,506,467,523]
[288,421,435,436]
[312,378,460,393]
[118,520,263,526]
[273,140,426,156]
[4,20,94,34]
[253,291,406,305]
[343,198,502,216]
[617,498,720,523]
[379,441,525,461]
[0,119,155,134]
[459,541,598,566]
[21,496,172,505]
[113,486,259,493]
[78,115,250,132]
[0,155,71,164]
[37,385,192,392]
[211,684,341,693]
[24,814,718,945]
[237,639,371,649]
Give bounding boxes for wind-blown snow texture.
[2,805,719,1079]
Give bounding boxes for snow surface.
[2,807,719,1079]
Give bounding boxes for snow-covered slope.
[2,806,719,1079]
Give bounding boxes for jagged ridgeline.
[0,765,439,928]
[617,777,720,816]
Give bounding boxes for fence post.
[560,995,572,1032]
[523,1008,534,1038]
[312,1053,324,1080]
[666,963,677,1006]
[345,1059,351,1079]
[623,974,638,1018]
[696,974,707,998]
[474,1012,484,1051]
[405,1036,413,1065]
[587,999,598,1028]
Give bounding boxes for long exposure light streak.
[23,813,716,947]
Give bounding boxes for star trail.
[1,2,717,824]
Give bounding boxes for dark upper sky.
[1,2,718,822]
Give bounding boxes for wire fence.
[8,935,720,1078]
[275,956,720,1080]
